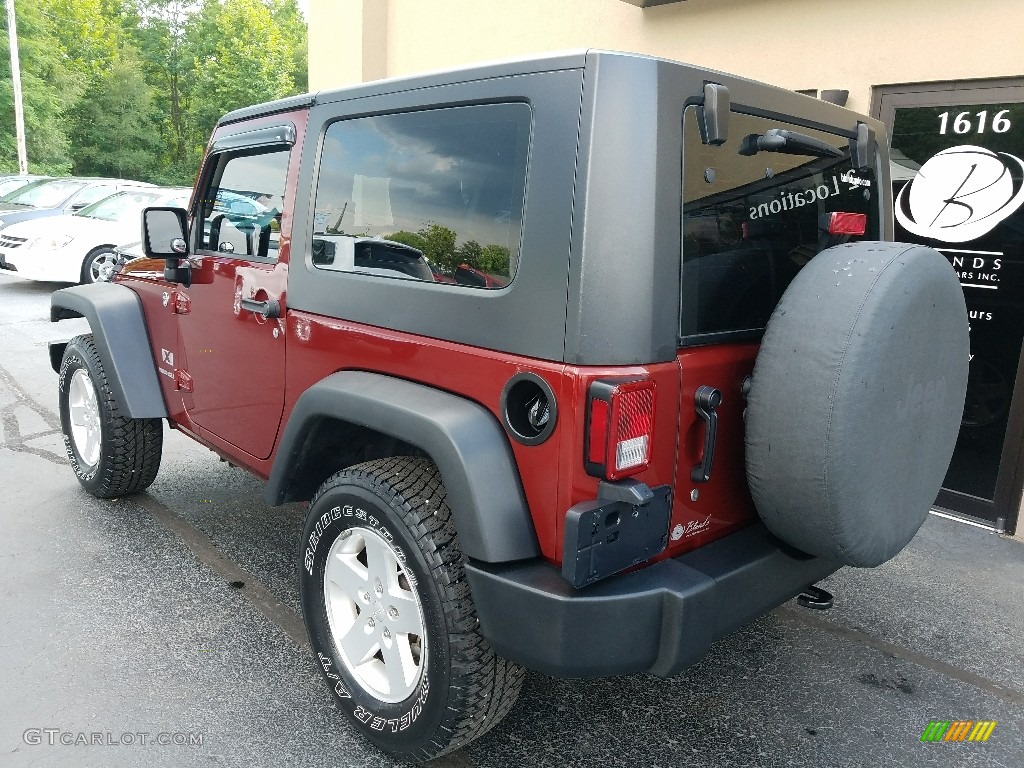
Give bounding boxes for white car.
[0,187,191,283]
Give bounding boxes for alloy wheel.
[323,525,427,703]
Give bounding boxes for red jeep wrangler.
[49,51,969,762]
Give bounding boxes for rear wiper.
[739,129,843,159]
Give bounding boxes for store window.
[876,80,1024,531]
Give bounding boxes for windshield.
[0,179,86,208]
[76,190,162,222]
[0,177,37,197]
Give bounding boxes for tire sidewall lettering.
[58,352,101,483]
[305,502,410,582]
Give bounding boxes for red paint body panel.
[174,110,306,460]
[668,344,761,555]
[177,259,288,459]
[125,258,763,565]
[283,312,570,561]
[118,108,307,472]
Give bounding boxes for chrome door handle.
[240,298,281,318]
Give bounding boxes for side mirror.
[143,206,189,257]
[142,206,191,285]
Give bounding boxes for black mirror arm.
[163,258,192,287]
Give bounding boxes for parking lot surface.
[1,272,1023,767]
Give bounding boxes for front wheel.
[300,457,524,762]
[58,335,163,497]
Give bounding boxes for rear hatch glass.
[681,106,880,344]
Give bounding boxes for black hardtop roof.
[218,50,591,125]
[216,49,882,138]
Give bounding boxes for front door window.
[197,149,290,260]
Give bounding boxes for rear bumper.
[465,523,840,678]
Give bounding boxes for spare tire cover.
[745,242,969,567]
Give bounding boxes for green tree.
[189,0,294,128]
[385,225,459,270]
[418,223,458,271]
[456,239,482,268]
[479,244,511,276]
[0,0,308,182]
[132,0,207,181]
[69,53,165,180]
[44,0,127,77]
[267,0,307,93]
[0,2,81,173]
[385,230,428,251]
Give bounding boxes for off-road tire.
[300,457,524,762]
[58,335,163,497]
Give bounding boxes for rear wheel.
[58,335,163,497]
[300,457,524,762]
[82,246,118,284]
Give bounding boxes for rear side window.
[681,106,880,342]
[311,103,531,288]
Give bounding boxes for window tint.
[311,103,531,288]
[681,106,879,341]
[197,148,290,260]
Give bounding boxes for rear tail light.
[821,211,867,236]
[585,379,656,481]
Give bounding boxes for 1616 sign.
[938,109,1012,135]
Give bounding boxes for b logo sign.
[895,145,1024,243]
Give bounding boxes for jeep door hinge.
[174,369,194,392]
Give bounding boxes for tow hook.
[797,584,834,610]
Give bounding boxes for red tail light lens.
[586,379,656,481]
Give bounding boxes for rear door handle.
[691,385,722,483]
[240,298,281,318]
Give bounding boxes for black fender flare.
[49,283,168,419]
[266,371,540,563]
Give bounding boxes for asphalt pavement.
[1,271,1023,768]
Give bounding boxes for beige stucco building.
[309,0,1024,117]
[308,0,1024,535]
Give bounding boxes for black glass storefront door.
[879,83,1024,530]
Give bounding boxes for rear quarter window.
[681,106,880,343]
[311,103,531,288]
